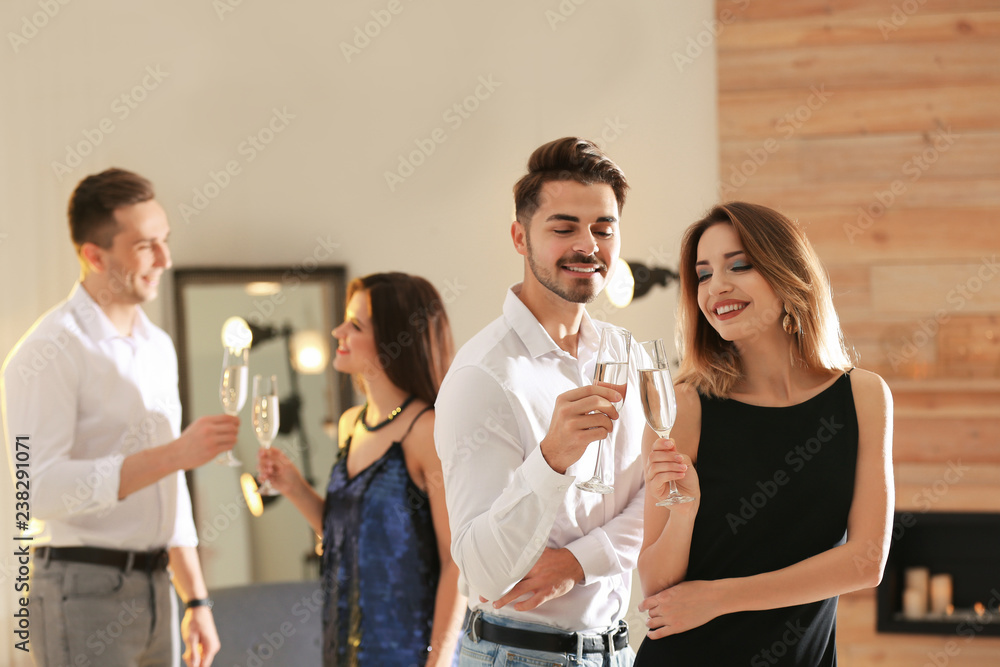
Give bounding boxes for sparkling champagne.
[253,395,279,446]
[639,368,676,435]
[594,361,629,407]
[220,365,248,415]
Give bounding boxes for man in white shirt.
[435,137,644,666]
[2,168,240,667]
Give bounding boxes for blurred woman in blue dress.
[259,272,465,666]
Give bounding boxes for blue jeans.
[458,612,635,667]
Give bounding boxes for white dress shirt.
[2,283,196,550]
[434,285,645,633]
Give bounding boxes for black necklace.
[358,395,416,432]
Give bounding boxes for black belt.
[468,610,629,655]
[35,546,169,573]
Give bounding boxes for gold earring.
[783,304,797,335]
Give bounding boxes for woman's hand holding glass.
[257,446,307,498]
[645,437,699,506]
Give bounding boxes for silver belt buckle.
[468,609,482,643]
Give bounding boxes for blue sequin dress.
[321,406,441,667]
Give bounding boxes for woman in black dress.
[634,203,894,666]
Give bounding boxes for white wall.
[1,0,719,663]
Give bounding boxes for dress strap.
[399,405,433,443]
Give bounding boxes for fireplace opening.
[877,511,1000,636]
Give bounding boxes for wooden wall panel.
[720,132,1000,185]
[727,179,1000,210]
[720,0,1000,22]
[801,208,999,263]
[716,1,1000,662]
[721,12,1000,50]
[720,83,1000,140]
[719,43,1000,92]
[895,462,1000,511]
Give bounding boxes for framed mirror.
[173,266,351,589]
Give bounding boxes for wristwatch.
[185,597,214,610]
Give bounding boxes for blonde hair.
[675,202,853,398]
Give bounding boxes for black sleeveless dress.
[321,406,441,667]
[635,372,859,666]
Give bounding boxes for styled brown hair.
[675,202,853,398]
[513,137,629,224]
[348,272,454,405]
[68,168,155,251]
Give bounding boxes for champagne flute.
[576,327,631,494]
[252,374,280,496]
[638,338,694,506]
[217,345,248,466]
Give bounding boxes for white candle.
[906,567,930,593]
[930,574,953,614]
[903,587,927,619]
[905,567,929,613]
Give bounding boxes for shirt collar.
[502,283,599,361]
[69,282,152,343]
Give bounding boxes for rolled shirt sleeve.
[563,484,644,586]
